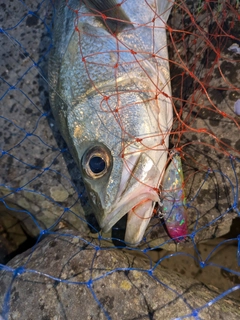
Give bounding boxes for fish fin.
[83,0,133,34]
[157,0,175,23]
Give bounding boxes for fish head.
[81,141,164,245]
[66,90,170,246]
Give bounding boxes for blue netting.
[0,0,240,319]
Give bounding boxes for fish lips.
[100,188,159,245]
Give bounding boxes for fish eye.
[82,146,111,179]
[89,156,106,174]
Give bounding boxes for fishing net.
[0,0,240,319]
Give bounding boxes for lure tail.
[160,152,188,241]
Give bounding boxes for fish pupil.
[89,156,106,174]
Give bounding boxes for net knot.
[101,13,107,21]
[1,150,7,155]
[14,266,25,277]
[40,229,48,236]
[192,310,198,317]
[130,49,137,55]
[148,269,153,276]
[189,232,196,240]
[87,279,93,288]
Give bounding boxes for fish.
[48,0,176,245]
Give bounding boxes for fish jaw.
[100,184,159,234]
[124,200,155,246]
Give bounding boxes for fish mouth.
[98,152,165,246]
[101,187,159,246]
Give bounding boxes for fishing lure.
[160,152,188,241]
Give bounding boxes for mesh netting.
[0,0,240,319]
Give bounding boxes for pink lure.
[160,153,188,241]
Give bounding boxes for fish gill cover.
[0,0,240,319]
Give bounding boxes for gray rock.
[0,229,240,320]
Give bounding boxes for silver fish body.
[48,0,174,245]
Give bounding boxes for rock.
[0,229,240,320]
